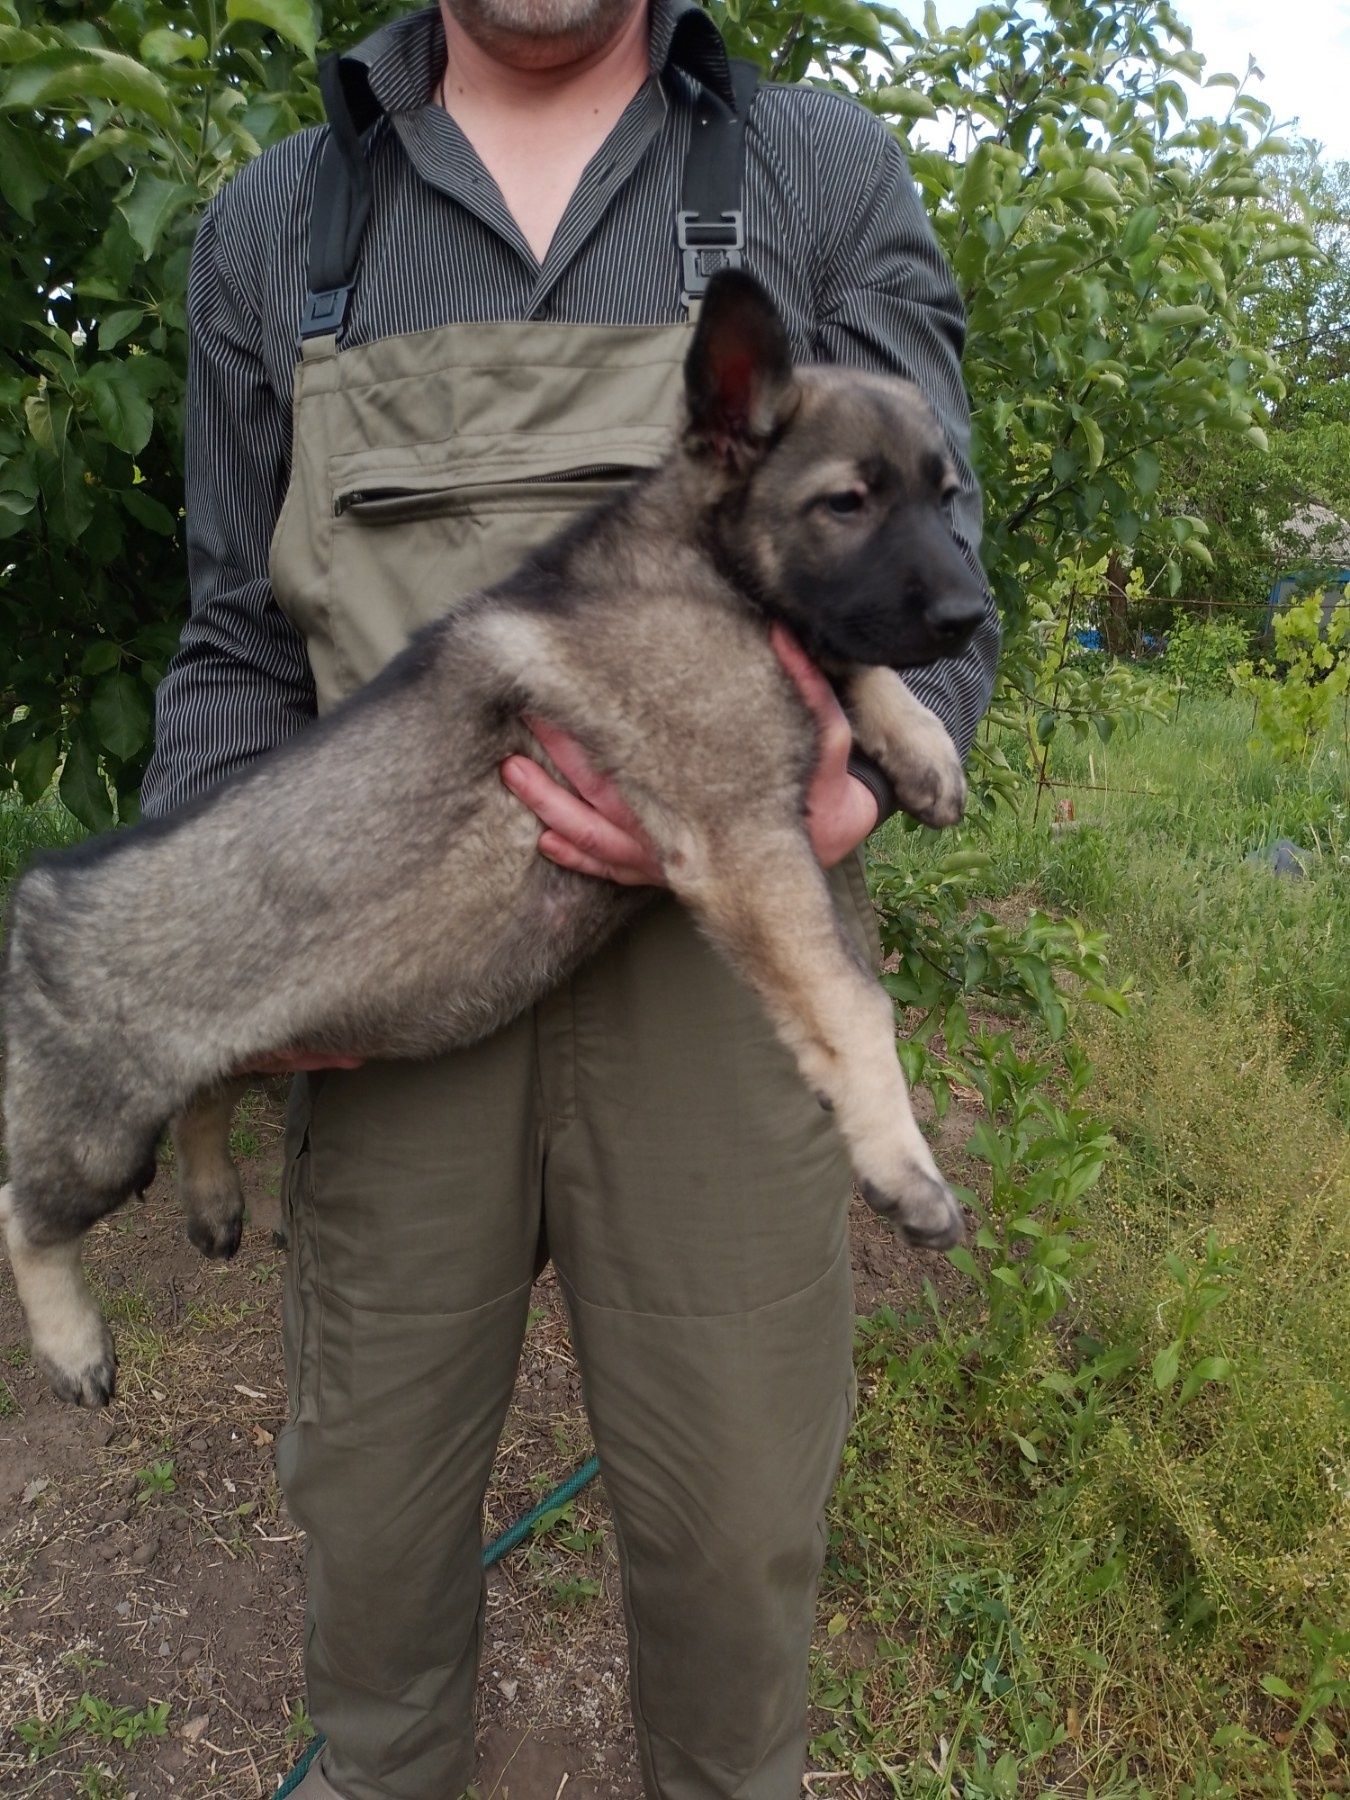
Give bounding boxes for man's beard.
[444,0,642,64]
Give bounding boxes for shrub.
[1161,613,1251,695]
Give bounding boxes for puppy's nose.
[924,590,985,644]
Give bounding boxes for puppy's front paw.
[847,669,968,829]
[895,746,967,830]
[37,1314,117,1408]
[884,705,967,828]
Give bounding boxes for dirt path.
[0,1086,968,1797]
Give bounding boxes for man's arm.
[139,204,316,819]
[815,126,1000,765]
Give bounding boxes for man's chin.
[442,0,641,65]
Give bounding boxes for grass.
[899,696,1349,1114]
[2,708,1344,1795]
[17,1695,170,1764]
[0,792,82,891]
[814,695,1349,1796]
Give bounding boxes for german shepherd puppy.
[2,271,986,1408]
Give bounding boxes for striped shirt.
[140,0,999,817]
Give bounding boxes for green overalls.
[271,46,876,1800]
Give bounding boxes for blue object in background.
[1264,572,1350,637]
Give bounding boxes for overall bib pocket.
[318,429,670,694]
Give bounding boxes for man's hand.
[237,1051,366,1076]
[769,624,880,866]
[501,717,665,886]
[499,625,879,885]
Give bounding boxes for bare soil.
[0,1085,979,1798]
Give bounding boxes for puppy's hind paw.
[860,1169,965,1251]
[186,1210,244,1260]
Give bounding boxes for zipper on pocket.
[333,463,641,518]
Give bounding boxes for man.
[141,1,999,1794]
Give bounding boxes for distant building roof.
[1272,503,1350,568]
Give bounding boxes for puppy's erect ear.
[683,269,800,468]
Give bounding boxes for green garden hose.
[275,1456,602,1796]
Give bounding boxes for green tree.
[0,0,395,826]
[1152,147,1350,614]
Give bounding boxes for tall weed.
[822,695,1350,1794]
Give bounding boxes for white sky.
[925,0,1350,164]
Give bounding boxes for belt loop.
[300,332,341,363]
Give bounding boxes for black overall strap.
[300,54,381,343]
[300,46,759,342]
[677,56,759,311]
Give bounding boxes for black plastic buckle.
[677,209,745,308]
[299,284,353,342]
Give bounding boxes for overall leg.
[542,863,877,1800]
[278,1024,542,1800]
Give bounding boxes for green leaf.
[1075,166,1121,206]
[82,640,123,676]
[67,125,145,175]
[14,734,59,803]
[959,141,1000,216]
[121,487,177,535]
[936,849,991,875]
[1178,1354,1234,1405]
[117,172,196,259]
[1,47,174,130]
[91,673,151,760]
[1077,413,1105,473]
[1134,447,1161,497]
[83,363,154,456]
[1120,204,1160,257]
[35,432,94,541]
[225,0,316,59]
[140,26,208,65]
[990,1752,1020,1800]
[1151,1341,1180,1392]
[1148,303,1211,329]
[24,386,68,458]
[1259,1674,1296,1701]
[97,308,142,352]
[60,735,115,831]
[871,85,938,122]
[0,118,50,219]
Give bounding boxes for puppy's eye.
[926,451,960,504]
[825,489,866,517]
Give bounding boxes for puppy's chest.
[584,619,787,772]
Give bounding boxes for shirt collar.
[343,1,736,118]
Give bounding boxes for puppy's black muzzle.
[921,584,987,651]
[885,509,987,667]
[780,505,987,672]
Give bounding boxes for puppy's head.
[681,270,986,669]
